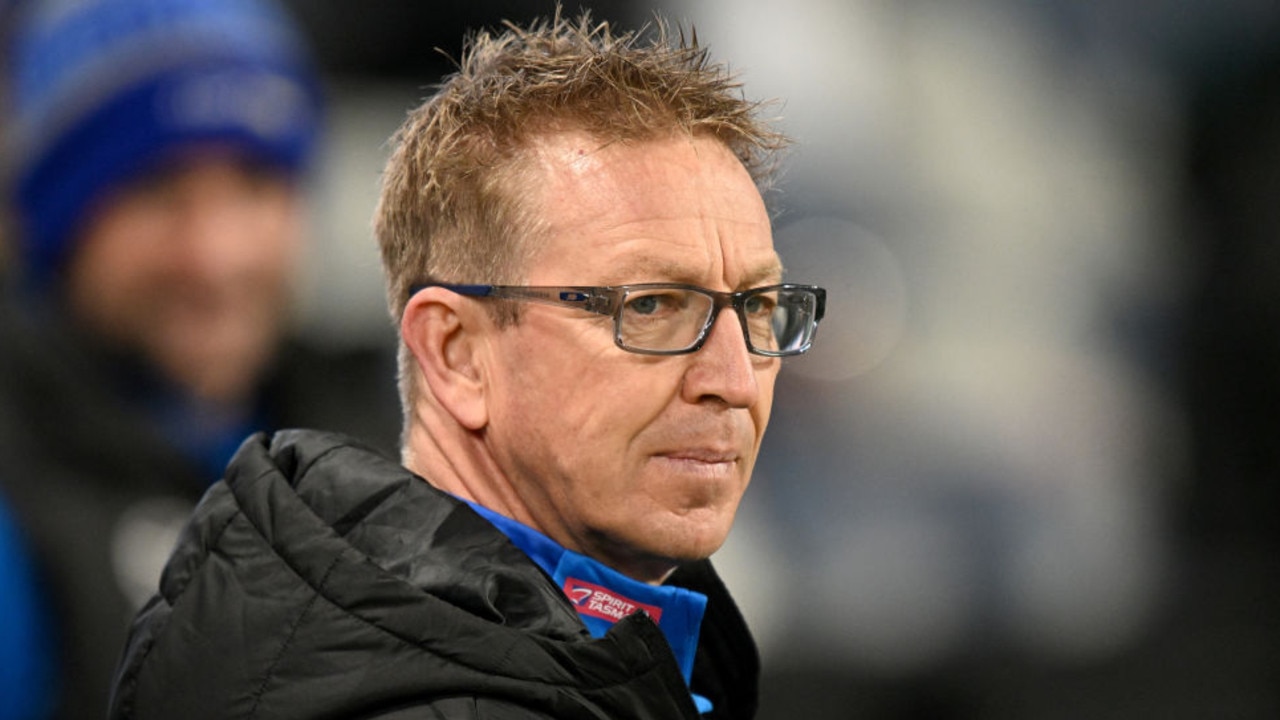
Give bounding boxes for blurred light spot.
[110,497,193,610]
[776,215,907,381]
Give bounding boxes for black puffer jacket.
[109,430,759,719]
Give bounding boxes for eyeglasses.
[412,282,826,357]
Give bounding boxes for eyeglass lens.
[618,287,817,354]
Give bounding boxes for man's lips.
[645,418,754,472]
[656,448,740,464]
[651,447,743,482]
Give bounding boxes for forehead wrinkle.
[602,254,697,285]
[602,248,783,289]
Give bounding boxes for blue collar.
[463,500,713,715]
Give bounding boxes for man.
[110,13,825,719]
[0,0,399,717]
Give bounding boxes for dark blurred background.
[284,0,1277,716]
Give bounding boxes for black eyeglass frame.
[410,282,826,357]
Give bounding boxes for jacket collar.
[462,500,713,713]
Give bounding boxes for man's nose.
[680,307,764,407]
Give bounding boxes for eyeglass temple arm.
[439,284,619,317]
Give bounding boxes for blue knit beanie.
[5,0,324,289]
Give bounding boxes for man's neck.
[403,415,679,585]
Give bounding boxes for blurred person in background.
[108,12,822,719]
[0,0,399,716]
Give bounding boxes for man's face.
[66,152,304,403]
[485,132,781,582]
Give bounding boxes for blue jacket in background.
[0,491,56,720]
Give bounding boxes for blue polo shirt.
[463,501,713,714]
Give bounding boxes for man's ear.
[401,288,489,430]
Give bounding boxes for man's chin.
[599,523,732,582]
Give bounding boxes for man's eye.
[744,294,776,316]
[626,294,663,315]
[624,290,688,317]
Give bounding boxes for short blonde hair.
[374,11,787,419]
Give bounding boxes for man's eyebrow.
[741,259,786,287]
[604,257,786,287]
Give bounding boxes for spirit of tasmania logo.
[563,578,663,624]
